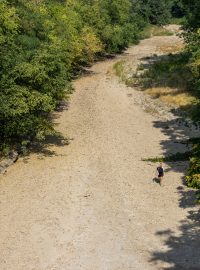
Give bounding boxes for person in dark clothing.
[157,163,164,186]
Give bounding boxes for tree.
[180,0,200,200]
[171,0,184,18]
[131,0,173,25]
[147,0,173,25]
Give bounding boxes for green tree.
[171,0,184,18]
[179,0,200,200]
[133,0,173,25]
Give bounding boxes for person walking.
[157,163,164,186]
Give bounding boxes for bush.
[186,144,200,202]
[181,0,200,200]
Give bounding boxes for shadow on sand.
[138,53,200,269]
[149,118,200,269]
[21,101,72,162]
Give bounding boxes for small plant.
[113,61,126,80]
[137,64,145,71]
[196,191,200,203]
[0,144,12,157]
[113,61,137,87]
[125,77,136,87]
[21,140,30,155]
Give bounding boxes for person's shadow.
[152,177,161,185]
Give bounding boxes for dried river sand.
[0,29,200,270]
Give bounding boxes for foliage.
[0,0,185,154]
[182,0,200,84]
[186,143,200,202]
[179,0,200,199]
[0,0,145,152]
[134,0,174,25]
[171,0,185,19]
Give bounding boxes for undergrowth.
[137,52,199,113]
[140,25,174,39]
[139,53,191,90]
[186,144,200,202]
[170,17,186,25]
[113,61,136,87]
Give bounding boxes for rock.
[9,150,18,162]
[0,151,19,175]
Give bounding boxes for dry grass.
[158,43,185,54]
[141,25,174,39]
[149,26,174,37]
[161,93,196,107]
[145,87,196,107]
[145,87,178,98]
[144,106,160,115]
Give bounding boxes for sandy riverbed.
[0,26,200,270]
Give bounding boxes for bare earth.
[0,27,200,270]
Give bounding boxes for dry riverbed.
[0,26,200,270]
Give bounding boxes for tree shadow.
[150,207,200,270]
[55,100,69,113]
[139,51,200,266]
[137,52,200,122]
[147,117,200,269]
[20,134,71,163]
[20,101,73,161]
[138,52,194,94]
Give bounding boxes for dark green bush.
[186,144,200,202]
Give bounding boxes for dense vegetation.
[134,0,179,25]
[1,0,178,154]
[181,0,200,201]
[0,0,146,153]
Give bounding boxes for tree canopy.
[0,0,143,150]
[0,0,181,152]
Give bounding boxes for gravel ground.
[0,27,200,270]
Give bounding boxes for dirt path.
[0,29,200,270]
